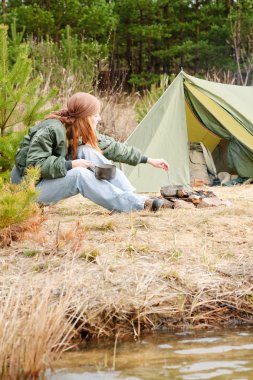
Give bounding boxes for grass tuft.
[23,249,39,258]
[85,221,117,232]
[79,248,100,262]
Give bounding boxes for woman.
[11,92,169,212]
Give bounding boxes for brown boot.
[160,198,174,209]
[144,198,173,212]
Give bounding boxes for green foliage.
[0,129,27,179]
[128,72,160,89]
[77,0,118,39]
[2,0,253,88]
[0,25,57,135]
[8,18,25,64]
[0,23,58,178]
[6,4,55,37]
[0,24,8,77]
[29,26,108,93]
[112,0,240,83]
[0,166,40,230]
[4,0,118,41]
[135,74,174,123]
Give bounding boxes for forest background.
[2,0,253,92]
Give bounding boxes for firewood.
[161,185,185,198]
[173,200,195,209]
[197,197,222,208]
[189,195,201,204]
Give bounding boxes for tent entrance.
[184,84,235,177]
[185,82,253,151]
[184,81,253,178]
[185,99,220,153]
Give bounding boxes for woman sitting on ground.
[11,92,169,212]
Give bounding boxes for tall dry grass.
[0,279,80,379]
[99,91,138,142]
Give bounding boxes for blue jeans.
[11,145,147,212]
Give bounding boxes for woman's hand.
[72,159,93,169]
[147,158,169,171]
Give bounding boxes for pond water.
[48,328,253,379]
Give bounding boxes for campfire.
[160,185,228,209]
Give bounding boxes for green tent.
[122,71,253,192]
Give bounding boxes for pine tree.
[0,23,58,178]
[0,23,57,135]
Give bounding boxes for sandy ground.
[1,185,253,335]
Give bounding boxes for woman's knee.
[68,166,94,180]
[10,166,22,184]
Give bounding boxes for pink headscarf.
[49,92,100,125]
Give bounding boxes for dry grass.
[0,280,79,379]
[98,92,138,142]
[0,214,44,247]
[1,185,253,377]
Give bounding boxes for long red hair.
[67,117,101,159]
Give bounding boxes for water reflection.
[175,343,253,355]
[48,328,253,380]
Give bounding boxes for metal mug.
[94,164,116,180]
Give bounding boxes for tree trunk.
[125,16,132,85]
[162,3,169,73]
[2,0,6,18]
[138,9,143,73]
[195,0,201,73]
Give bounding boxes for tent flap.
[124,73,190,192]
[185,82,253,151]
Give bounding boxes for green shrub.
[0,167,40,230]
[129,72,160,90]
[0,129,27,180]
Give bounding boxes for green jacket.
[15,119,145,179]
